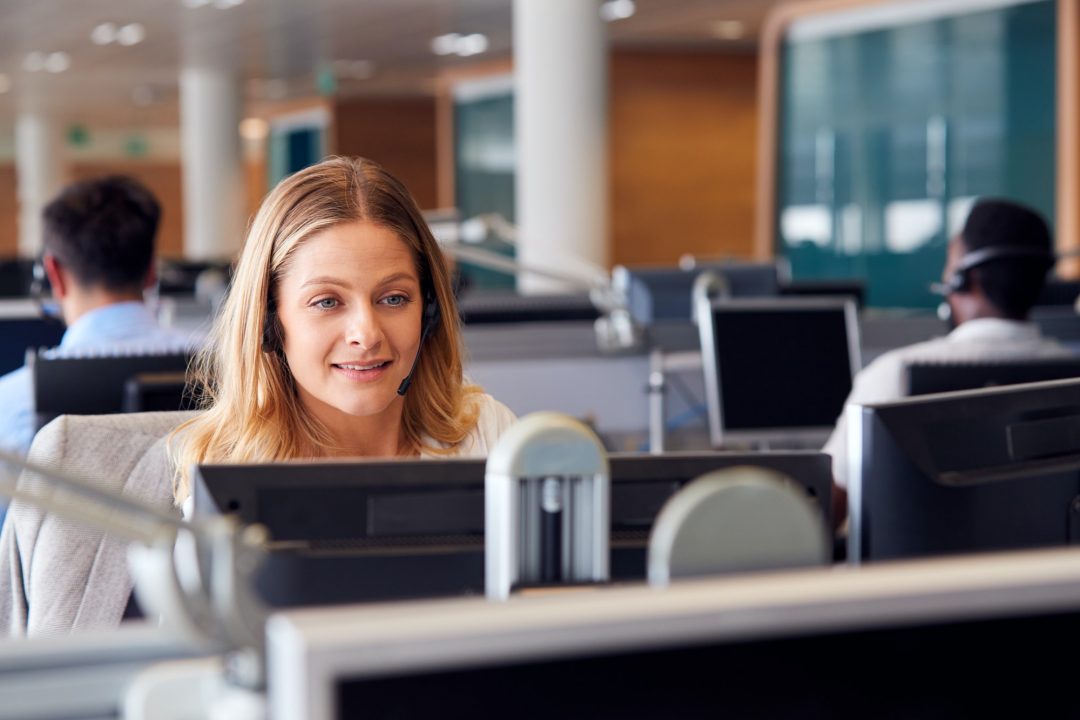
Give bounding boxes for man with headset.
[0,176,194,487]
[824,198,1071,508]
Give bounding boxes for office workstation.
[5,0,1080,718]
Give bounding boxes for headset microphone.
[397,290,441,397]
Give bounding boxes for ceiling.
[0,0,806,130]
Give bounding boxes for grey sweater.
[0,412,194,637]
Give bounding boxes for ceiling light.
[456,33,489,57]
[713,20,745,40]
[600,0,636,22]
[91,22,117,45]
[0,74,10,94]
[44,52,70,73]
[239,117,269,141]
[431,32,489,57]
[116,23,146,46]
[23,52,47,72]
[431,33,460,56]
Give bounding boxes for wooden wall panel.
[0,165,17,256]
[332,97,439,210]
[609,50,759,267]
[69,162,185,259]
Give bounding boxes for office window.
[777,0,1056,309]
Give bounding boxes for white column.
[15,112,65,256]
[513,0,609,293]
[180,65,245,260]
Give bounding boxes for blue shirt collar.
[59,301,162,348]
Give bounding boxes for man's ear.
[42,253,67,299]
[143,261,157,290]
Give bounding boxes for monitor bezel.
[695,295,861,447]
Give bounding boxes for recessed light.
[44,52,70,73]
[713,20,745,40]
[117,23,146,46]
[600,0,636,22]
[430,32,489,57]
[23,52,47,72]
[91,22,117,45]
[431,33,460,56]
[457,34,489,57]
[0,74,10,93]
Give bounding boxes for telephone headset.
[934,245,1056,296]
[261,285,441,397]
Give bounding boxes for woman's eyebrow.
[299,276,349,289]
[376,272,420,287]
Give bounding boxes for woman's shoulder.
[455,392,517,457]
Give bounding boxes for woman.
[0,157,514,636]
[171,156,515,507]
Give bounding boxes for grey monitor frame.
[695,296,861,447]
[265,546,1080,720]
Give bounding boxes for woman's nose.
[344,306,384,350]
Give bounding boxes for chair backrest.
[647,466,829,585]
[122,371,202,413]
[32,350,193,430]
[904,356,1080,396]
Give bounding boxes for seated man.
[824,198,1072,511]
[0,176,195,523]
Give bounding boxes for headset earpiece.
[944,245,1055,296]
[421,288,441,340]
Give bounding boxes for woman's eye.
[382,294,407,307]
[315,298,338,310]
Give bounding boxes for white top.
[421,392,517,458]
[824,318,1072,489]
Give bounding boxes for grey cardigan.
[0,411,194,637]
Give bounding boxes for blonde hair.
[170,157,479,504]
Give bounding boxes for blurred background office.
[2,0,1080,452]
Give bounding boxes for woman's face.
[276,219,423,434]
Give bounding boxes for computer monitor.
[0,310,65,375]
[616,262,780,323]
[266,547,1080,720]
[122,371,203,413]
[849,377,1080,564]
[905,357,1080,396]
[31,350,192,430]
[0,258,38,298]
[697,297,860,447]
[192,450,832,607]
[780,278,865,309]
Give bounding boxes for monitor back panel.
[194,452,832,607]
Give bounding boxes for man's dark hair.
[960,198,1054,319]
[42,175,160,292]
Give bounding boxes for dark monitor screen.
[122,372,202,413]
[192,451,832,607]
[851,377,1080,563]
[905,357,1080,396]
[0,259,38,298]
[32,351,191,429]
[697,297,859,447]
[0,314,65,376]
[617,263,780,323]
[335,608,1080,719]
